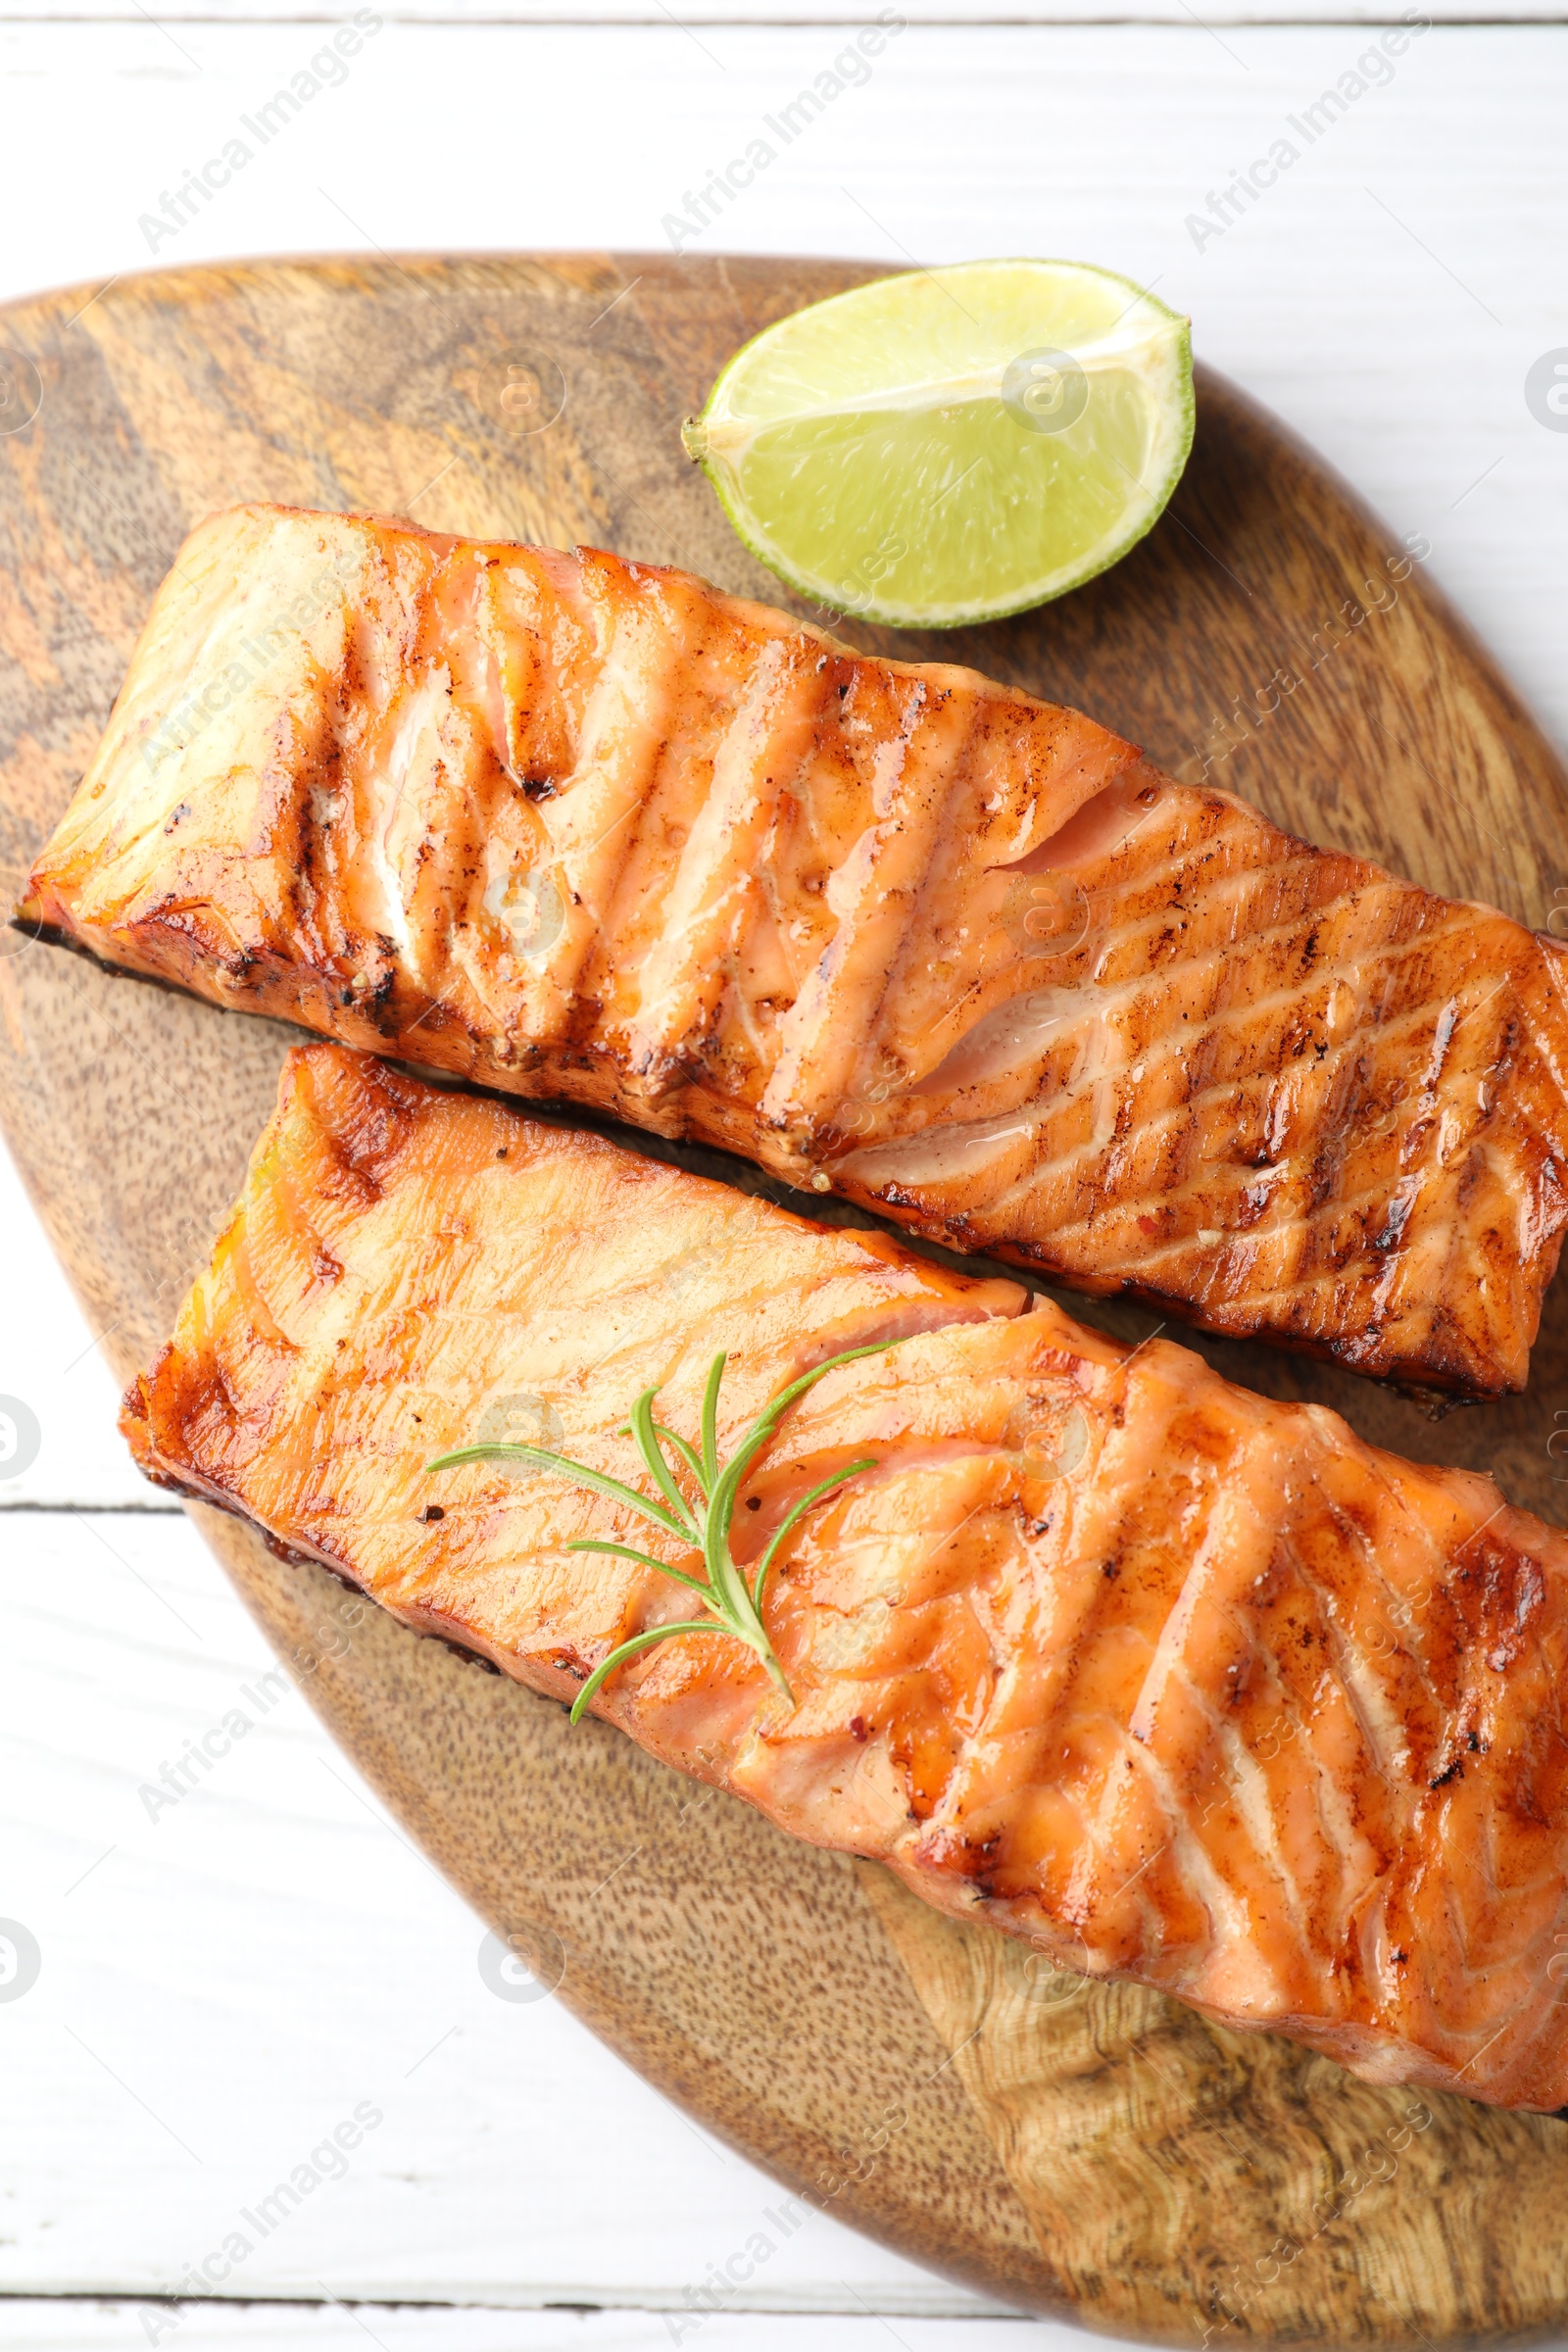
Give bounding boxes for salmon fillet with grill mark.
[24,502,1568,1398]
[123,1043,1568,2111]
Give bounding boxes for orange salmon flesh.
[122,1044,1568,2112]
[23,503,1568,1398]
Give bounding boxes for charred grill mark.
[27,507,1568,1401]
[114,1039,1568,2105]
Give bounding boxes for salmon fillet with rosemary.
[124,1043,1568,2110]
[26,502,1568,1397]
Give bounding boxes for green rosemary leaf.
[706,1339,898,1553]
[568,1619,719,1725]
[565,1539,713,1595]
[627,1387,699,1534]
[652,1422,708,1497]
[430,1333,907,1723]
[751,1337,904,1430]
[751,1456,878,1613]
[425,1440,690,1544]
[700,1351,725,1489]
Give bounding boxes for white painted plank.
[0,1507,1005,2313]
[0,23,1563,761]
[4,2306,1059,2349]
[3,12,1567,2322]
[4,0,1565,25]
[0,1135,152,1505]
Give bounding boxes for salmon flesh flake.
[24,503,1568,1398]
[123,1043,1568,2112]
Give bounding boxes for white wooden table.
[3,3,1566,2339]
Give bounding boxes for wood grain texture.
[3,253,1568,2345]
[861,1868,1568,2347]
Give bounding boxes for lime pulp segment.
[683,259,1196,630]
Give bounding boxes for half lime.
[682,259,1194,631]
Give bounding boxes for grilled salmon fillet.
[124,1042,1568,2110]
[27,503,1568,1397]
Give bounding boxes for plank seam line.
[0,10,1560,22]
[0,2290,1032,2319]
[0,1498,183,1513]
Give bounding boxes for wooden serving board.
[3,253,1568,2346]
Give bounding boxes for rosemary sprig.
[426,1339,899,1723]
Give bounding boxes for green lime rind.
[682,258,1195,632]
